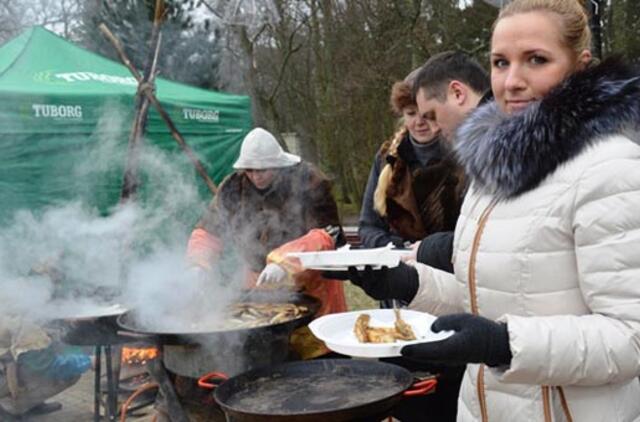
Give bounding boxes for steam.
[0,105,240,326]
[0,107,314,379]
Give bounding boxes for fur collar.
[455,58,640,199]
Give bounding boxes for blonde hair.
[496,0,592,56]
[373,128,405,216]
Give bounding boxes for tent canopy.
[0,27,251,222]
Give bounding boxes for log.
[147,356,190,422]
[98,23,218,195]
[120,31,162,200]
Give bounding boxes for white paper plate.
[309,309,452,358]
[302,265,383,271]
[287,245,411,271]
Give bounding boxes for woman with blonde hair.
[359,69,467,266]
[356,68,469,421]
[365,0,640,420]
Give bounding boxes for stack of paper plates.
[287,245,412,271]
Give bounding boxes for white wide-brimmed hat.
[233,127,301,169]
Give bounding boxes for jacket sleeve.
[416,231,454,273]
[408,262,464,315]
[266,229,335,276]
[186,181,232,269]
[304,166,341,229]
[19,346,91,380]
[48,353,92,380]
[497,152,640,386]
[186,226,223,270]
[358,154,405,248]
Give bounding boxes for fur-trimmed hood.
[455,58,640,200]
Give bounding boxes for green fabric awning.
[0,27,252,222]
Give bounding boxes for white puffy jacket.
[409,60,640,422]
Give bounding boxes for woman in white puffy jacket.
[348,0,640,421]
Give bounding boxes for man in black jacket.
[333,51,491,422]
[352,50,492,292]
[411,51,493,273]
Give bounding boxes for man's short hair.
[413,51,489,100]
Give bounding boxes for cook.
[187,127,347,359]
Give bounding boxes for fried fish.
[353,309,417,343]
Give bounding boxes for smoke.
[0,202,136,302]
[123,247,237,331]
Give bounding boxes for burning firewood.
[122,346,159,365]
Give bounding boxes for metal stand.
[58,315,126,422]
[93,344,122,422]
[94,347,101,422]
[146,357,189,422]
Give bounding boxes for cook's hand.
[401,241,421,262]
[257,263,288,286]
[323,262,419,302]
[401,313,512,367]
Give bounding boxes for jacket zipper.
[542,386,575,422]
[467,200,497,422]
[557,386,574,422]
[477,365,489,422]
[542,386,552,422]
[468,201,496,315]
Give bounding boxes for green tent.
[0,27,252,222]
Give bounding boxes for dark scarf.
[455,58,640,200]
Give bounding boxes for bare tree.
[0,0,82,43]
[197,0,498,209]
[0,1,24,42]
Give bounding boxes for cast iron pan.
[50,307,129,346]
[207,359,436,422]
[116,290,320,346]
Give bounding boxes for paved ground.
[19,368,155,422]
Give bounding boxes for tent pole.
[99,23,219,195]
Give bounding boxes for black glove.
[401,313,512,367]
[323,262,419,302]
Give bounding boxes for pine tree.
[75,0,222,89]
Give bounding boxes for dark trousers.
[383,357,464,422]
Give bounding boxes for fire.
[121,346,158,365]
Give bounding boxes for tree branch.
[99,23,218,195]
[267,17,307,103]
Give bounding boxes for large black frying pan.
[116,290,320,346]
[202,359,436,422]
[49,304,129,346]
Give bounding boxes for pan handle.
[403,378,437,397]
[198,372,229,390]
[116,330,154,340]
